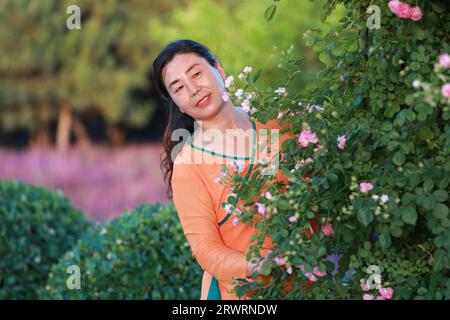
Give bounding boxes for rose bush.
[40,203,202,299]
[220,0,449,299]
[0,180,91,299]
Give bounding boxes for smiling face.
[162,52,229,120]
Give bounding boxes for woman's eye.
[175,86,183,93]
[194,72,201,78]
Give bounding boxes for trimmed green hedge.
[40,203,202,299]
[0,180,91,299]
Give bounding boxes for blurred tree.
[0,0,181,149]
[148,0,343,92]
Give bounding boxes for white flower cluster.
[223,66,258,114]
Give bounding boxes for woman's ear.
[214,59,227,82]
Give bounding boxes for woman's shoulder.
[172,143,215,181]
[254,115,290,131]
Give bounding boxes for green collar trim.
[189,113,256,160]
[218,119,257,227]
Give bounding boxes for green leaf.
[327,173,338,184]
[410,62,420,71]
[319,51,332,67]
[264,4,277,22]
[431,2,445,13]
[423,178,434,194]
[401,206,417,225]
[417,287,428,295]
[357,208,373,226]
[236,284,249,298]
[262,261,272,276]
[379,232,392,249]
[393,152,405,166]
[390,224,403,237]
[433,204,449,219]
[278,200,291,210]
[344,223,356,230]
[381,122,393,131]
[408,174,420,187]
[387,141,400,151]
[433,190,448,202]
[252,69,261,84]
[353,95,363,108]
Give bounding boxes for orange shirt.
[171,112,294,300]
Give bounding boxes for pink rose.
[255,202,266,216]
[241,99,250,112]
[297,264,318,282]
[337,135,346,150]
[360,279,370,292]
[308,274,317,282]
[313,144,323,153]
[379,287,394,300]
[442,84,450,98]
[288,216,297,223]
[313,266,327,277]
[439,53,450,68]
[363,294,374,300]
[410,6,423,21]
[222,92,229,102]
[298,129,318,147]
[321,223,333,236]
[396,2,412,19]
[359,182,374,193]
[274,256,286,266]
[388,0,401,13]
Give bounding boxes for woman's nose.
[186,81,201,96]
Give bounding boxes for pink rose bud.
[409,6,423,21]
[359,182,374,193]
[442,83,450,98]
[337,135,346,150]
[439,53,450,68]
[321,223,333,236]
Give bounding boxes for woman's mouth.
[196,94,211,107]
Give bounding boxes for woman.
[152,39,295,300]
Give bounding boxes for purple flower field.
[0,144,170,222]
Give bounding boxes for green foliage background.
[0,0,341,141]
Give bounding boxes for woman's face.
[162,52,228,120]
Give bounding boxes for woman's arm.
[172,163,250,283]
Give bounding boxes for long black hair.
[152,39,218,200]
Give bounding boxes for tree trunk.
[30,126,51,148]
[72,116,92,148]
[56,104,72,151]
[107,124,125,146]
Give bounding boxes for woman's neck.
[191,103,253,150]
[198,103,251,134]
